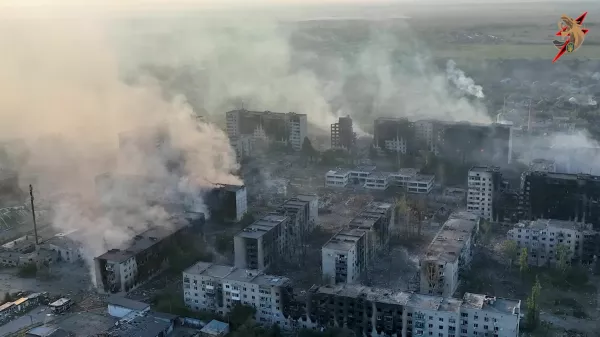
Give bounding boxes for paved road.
[0,306,55,336]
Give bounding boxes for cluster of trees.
[501,240,572,277]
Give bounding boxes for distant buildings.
[282,284,521,337]
[183,261,291,326]
[226,110,308,153]
[93,221,190,293]
[322,202,393,284]
[325,166,434,194]
[419,211,480,297]
[507,219,600,267]
[330,116,356,150]
[373,118,513,165]
[520,171,600,229]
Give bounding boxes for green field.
[433,43,600,60]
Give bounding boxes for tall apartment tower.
[467,166,504,221]
[330,116,356,150]
[226,110,307,151]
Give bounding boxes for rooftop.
[107,296,150,311]
[215,184,245,192]
[515,219,594,232]
[96,222,188,263]
[462,293,521,315]
[365,172,390,180]
[323,228,366,252]
[235,214,288,239]
[392,168,419,177]
[26,325,69,337]
[44,231,81,251]
[106,314,171,337]
[352,166,377,173]
[412,174,435,182]
[326,169,349,176]
[49,298,71,307]
[469,166,500,173]
[315,285,519,315]
[200,320,229,336]
[424,217,478,263]
[183,262,290,287]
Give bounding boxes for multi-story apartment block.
[226,110,308,151]
[94,221,190,293]
[373,118,513,165]
[322,203,393,285]
[467,166,505,221]
[419,211,480,297]
[234,214,291,271]
[230,134,253,161]
[183,262,291,326]
[206,184,248,223]
[282,284,521,337]
[331,116,356,150]
[507,219,599,266]
[520,171,600,229]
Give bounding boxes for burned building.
[419,211,480,297]
[322,202,393,285]
[226,110,307,151]
[373,118,513,165]
[206,184,248,223]
[520,171,600,229]
[331,116,356,150]
[233,214,292,271]
[93,221,190,293]
[281,285,521,337]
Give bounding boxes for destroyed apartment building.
[234,195,317,271]
[330,115,356,150]
[282,284,521,337]
[419,211,480,297]
[205,184,248,223]
[93,220,190,293]
[183,261,291,326]
[226,109,308,154]
[321,202,393,284]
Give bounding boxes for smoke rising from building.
[0,14,241,271]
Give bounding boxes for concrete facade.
[419,211,480,297]
[234,214,291,271]
[468,166,504,221]
[183,262,291,327]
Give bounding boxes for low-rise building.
[183,262,291,326]
[507,219,599,266]
[325,169,349,188]
[200,319,230,337]
[407,175,435,194]
[105,313,173,337]
[106,296,150,318]
[282,284,521,337]
[43,231,83,263]
[419,211,480,297]
[389,168,419,187]
[349,166,377,185]
[93,221,190,293]
[364,172,391,190]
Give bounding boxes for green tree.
[17,263,37,278]
[526,276,542,329]
[519,247,529,275]
[556,243,569,273]
[227,304,256,329]
[501,240,518,269]
[301,137,317,163]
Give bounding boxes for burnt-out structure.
[205,184,248,223]
[93,220,190,293]
[281,285,521,337]
[373,118,513,165]
[520,171,600,229]
[331,116,356,150]
[226,110,308,151]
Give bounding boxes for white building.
[407,174,435,194]
[42,230,83,263]
[106,296,150,318]
[389,168,419,187]
[507,219,597,267]
[183,262,291,326]
[226,110,308,151]
[420,211,480,297]
[325,169,349,187]
[364,172,390,190]
[467,166,502,221]
[287,285,521,337]
[348,166,377,185]
[322,228,366,284]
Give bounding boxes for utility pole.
[29,185,39,246]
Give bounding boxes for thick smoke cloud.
[0,15,240,270]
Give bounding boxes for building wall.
[322,246,358,285]
[325,171,349,187]
[235,187,248,222]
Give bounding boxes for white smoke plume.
[446,60,485,99]
[0,13,241,272]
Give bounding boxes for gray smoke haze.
[0,14,241,271]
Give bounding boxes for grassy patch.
[433,44,600,59]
